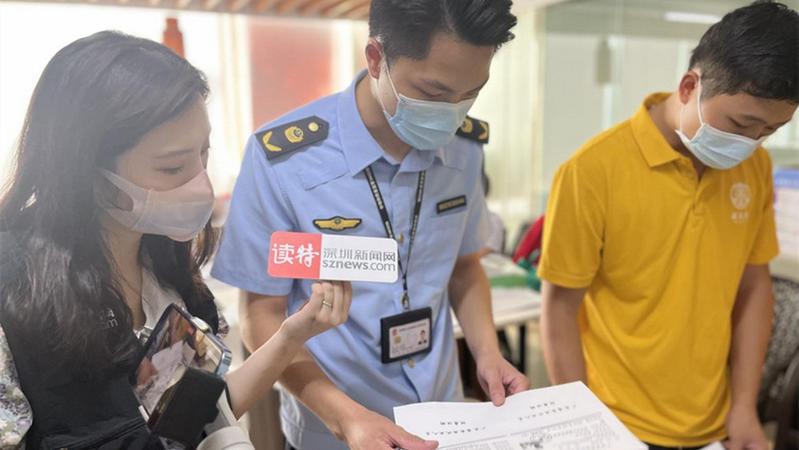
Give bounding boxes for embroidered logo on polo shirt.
[730,182,751,223]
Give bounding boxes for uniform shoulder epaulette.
[255,116,329,160]
[456,116,490,144]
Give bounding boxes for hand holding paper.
[394,382,647,450]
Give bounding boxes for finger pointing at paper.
[477,353,531,407]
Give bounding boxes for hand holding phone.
[132,304,231,447]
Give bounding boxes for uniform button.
[397,234,405,244]
[407,358,415,368]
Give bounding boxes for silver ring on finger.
[322,300,334,309]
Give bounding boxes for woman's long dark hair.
[0,31,217,374]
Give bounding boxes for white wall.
[470,11,542,240]
[0,2,252,194]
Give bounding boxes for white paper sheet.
[699,443,725,450]
[394,382,647,450]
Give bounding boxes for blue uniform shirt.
[212,71,489,449]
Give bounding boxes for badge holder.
[381,307,433,364]
[365,166,433,365]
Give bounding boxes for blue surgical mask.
[675,80,764,170]
[378,64,476,150]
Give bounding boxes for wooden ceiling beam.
[55,0,369,17]
[275,0,315,14]
[204,0,224,11]
[230,0,250,12]
[268,0,293,10]
[343,3,369,19]
[253,0,275,13]
[300,0,340,15]
[322,0,365,18]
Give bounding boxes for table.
[454,287,541,387]
[453,287,541,338]
[456,253,542,375]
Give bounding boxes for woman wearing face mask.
[0,31,352,449]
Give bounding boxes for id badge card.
[380,307,433,364]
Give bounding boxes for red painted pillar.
[248,18,335,128]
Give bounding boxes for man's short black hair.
[369,0,517,62]
[690,0,799,103]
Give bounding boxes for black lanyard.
[364,166,426,311]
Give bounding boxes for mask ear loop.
[383,59,401,101]
[678,74,704,140]
[695,76,707,128]
[375,53,401,120]
[95,170,127,211]
[98,169,140,212]
[678,102,687,137]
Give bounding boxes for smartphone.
[133,304,232,415]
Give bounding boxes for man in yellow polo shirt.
[538,2,798,450]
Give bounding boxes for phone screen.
[133,305,228,414]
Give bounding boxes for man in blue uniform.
[212,1,526,449]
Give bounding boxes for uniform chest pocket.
[414,211,468,288]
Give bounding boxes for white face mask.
[378,63,476,150]
[675,80,765,170]
[101,169,215,242]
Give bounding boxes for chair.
[759,277,799,450]
[772,351,798,450]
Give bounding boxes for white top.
[0,268,228,449]
[484,210,506,254]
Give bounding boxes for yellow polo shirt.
[538,93,779,447]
